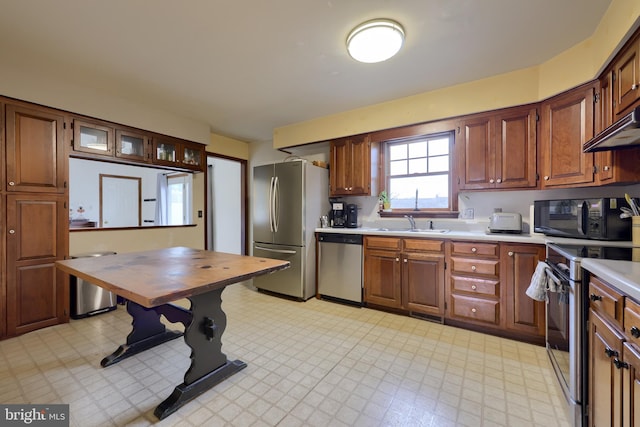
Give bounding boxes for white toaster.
[488,212,522,233]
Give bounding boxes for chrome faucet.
[404,215,417,230]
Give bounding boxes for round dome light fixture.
[346,19,405,63]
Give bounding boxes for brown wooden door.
[5,104,66,193]
[458,114,494,190]
[5,194,69,337]
[614,36,640,117]
[622,342,640,427]
[329,138,350,196]
[348,135,371,195]
[0,194,4,339]
[589,309,625,427]
[502,244,545,339]
[540,83,595,188]
[364,248,402,308]
[495,107,537,189]
[403,252,445,317]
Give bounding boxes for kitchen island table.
[56,246,289,419]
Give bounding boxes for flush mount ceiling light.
[346,19,405,63]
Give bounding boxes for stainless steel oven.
[545,243,584,427]
[544,243,634,427]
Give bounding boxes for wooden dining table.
[56,246,289,419]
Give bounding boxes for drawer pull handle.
[471,285,477,290]
[614,359,629,369]
[471,247,477,253]
[471,265,476,271]
[604,348,618,358]
[590,294,603,302]
[471,308,477,313]
[631,326,640,338]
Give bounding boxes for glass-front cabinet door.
[73,119,114,156]
[153,137,181,167]
[116,129,149,162]
[182,142,204,170]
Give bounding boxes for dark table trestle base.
[101,288,246,419]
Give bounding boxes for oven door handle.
[545,268,568,292]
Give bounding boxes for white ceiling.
[0,0,612,144]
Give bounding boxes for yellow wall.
[207,133,250,160]
[273,0,640,149]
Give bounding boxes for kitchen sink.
[372,227,450,233]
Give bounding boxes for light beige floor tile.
[0,283,571,426]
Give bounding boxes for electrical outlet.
[462,208,474,219]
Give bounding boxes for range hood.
[583,105,640,152]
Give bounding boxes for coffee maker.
[345,204,358,228]
[330,202,346,228]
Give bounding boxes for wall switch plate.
[198,210,203,218]
[462,208,474,219]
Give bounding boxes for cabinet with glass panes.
[116,129,149,162]
[73,119,114,156]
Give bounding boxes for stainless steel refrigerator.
[252,160,329,300]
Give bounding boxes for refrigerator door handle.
[273,176,280,233]
[254,246,297,255]
[268,176,275,232]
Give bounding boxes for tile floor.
[0,283,571,427]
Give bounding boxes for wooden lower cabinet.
[364,236,445,318]
[447,241,501,326]
[589,309,625,427]
[587,274,640,427]
[502,244,546,340]
[5,194,69,337]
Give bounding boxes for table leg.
[154,287,247,420]
[100,301,187,367]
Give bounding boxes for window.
[384,131,453,212]
[167,174,192,225]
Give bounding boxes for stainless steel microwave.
[533,198,631,240]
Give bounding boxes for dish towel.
[526,261,549,301]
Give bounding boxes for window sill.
[378,210,460,219]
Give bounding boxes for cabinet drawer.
[589,276,624,323]
[450,257,500,277]
[625,298,640,346]
[450,275,500,297]
[451,241,499,257]
[451,294,500,325]
[365,236,401,251]
[403,239,444,253]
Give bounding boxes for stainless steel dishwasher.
[318,233,363,305]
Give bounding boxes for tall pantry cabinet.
[1,101,69,339]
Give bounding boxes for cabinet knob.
[603,166,610,171]
[544,176,550,181]
[508,251,514,257]
[395,258,400,262]
[8,229,15,234]
[489,179,495,184]
[631,326,640,338]
[471,265,477,271]
[496,178,502,183]
[633,83,638,90]
[604,347,618,358]
[471,285,477,290]
[8,181,15,186]
[403,258,407,263]
[471,247,477,253]
[471,308,477,313]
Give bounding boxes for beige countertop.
[581,257,640,302]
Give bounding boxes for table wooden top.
[56,247,290,307]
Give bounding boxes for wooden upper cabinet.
[330,134,372,196]
[539,83,595,188]
[152,136,204,172]
[5,104,66,193]
[116,128,149,162]
[458,105,537,190]
[72,118,114,156]
[613,33,640,118]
